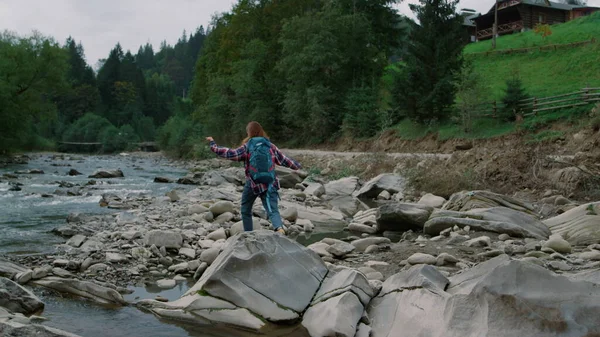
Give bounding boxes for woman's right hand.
[206,137,214,142]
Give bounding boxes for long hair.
[242,121,269,145]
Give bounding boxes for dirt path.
[282,148,452,159]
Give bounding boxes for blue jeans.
[241,182,283,231]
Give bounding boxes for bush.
[158,114,208,159]
[500,76,530,121]
[62,113,113,143]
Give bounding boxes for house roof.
[463,14,478,27]
[485,0,579,14]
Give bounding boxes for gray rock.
[376,203,434,232]
[424,208,550,239]
[543,234,573,254]
[207,228,227,241]
[79,240,104,252]
[179,248,197,260]
[324,176,359,196]
[156,279,177,289]
[348,223,377,234]
[106,253,128,263]
[144,230,183,249]
[436,253,459,266]
[209,201,235,216]
[88,169,124,179]
[86,263,109,274]
[377,190,391,200]
[544,202,600,245]
[0,260,28,279]
[351,237,391,252]
[407,253,437,265]
[137,231,328,331]
[15,270,33,284]
[498,234,511,241]
[193,262,209,281]
[302,292,363,337]
[52,268,74,278]
[296,219,315,232]
[121,231,141,241]
[418,193,447,208]
[214,212,234,224]
[32,277,127,306]
[443,190,536,215]
[165,190,180,202]
[326,242,356,258]
[307,242,333,258]
[168,262,188,274]
[0,321,82,337]
[0,277,45,314]
[580,250,600,261]
[281,207,298,222]
[131,247,152,260]
[353,174,406,199]
[187,204,208,215]
[369,255,600,337]
[66,235,86,248]
[199,248,220,265]
[304,183,325,198]
[275,167,304,188]
[32,267,50,280]
[464,236,491,247]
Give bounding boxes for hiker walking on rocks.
[206,121,302,235]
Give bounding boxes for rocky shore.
[1,153,599,336]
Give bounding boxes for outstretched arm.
[273,146,302,170]
[208,137,247,162]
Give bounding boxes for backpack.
[246,137,276,185]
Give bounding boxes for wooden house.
[472,0,600,41]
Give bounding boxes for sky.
[1,0,599,66]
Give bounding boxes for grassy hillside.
[465,12,600,100]
[388,13,600,141]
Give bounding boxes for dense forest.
[1,0,471,156]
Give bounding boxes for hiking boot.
[275,227,286,235]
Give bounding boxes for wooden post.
[493,100,497,117]
[533,97,537,113]
[493,0,498,49]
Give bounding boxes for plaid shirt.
[210,140,302,195]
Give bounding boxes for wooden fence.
[469,87,600,118]
[467,38,597,57]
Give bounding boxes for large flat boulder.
[280,201,346,229]
[424,207,551,239]
[137,232,328,331]
[353,174,406,199]
[32,277,127,306]
[376,203,434,232]
[544,202,600,245]
[0,277,45,315]
[367,256,600,337]
[443,190,536,215]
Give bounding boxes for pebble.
[156,279,177,289]
[498,234,511,241]
[407,253,437,265]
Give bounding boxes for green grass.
[465,12,600,53]
[465,13,600,100]
[383,14,600,142]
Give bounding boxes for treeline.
[0,27,206,154]
[186,0,468,146]
[3,0,495,155]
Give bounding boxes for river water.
[0,153,221,336]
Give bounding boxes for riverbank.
[1,151,599,336]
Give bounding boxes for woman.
[206,121,302,235]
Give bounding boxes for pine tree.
[500,76,529,121]
[399,0,464,123]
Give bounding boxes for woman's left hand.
[206,137,214,142]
